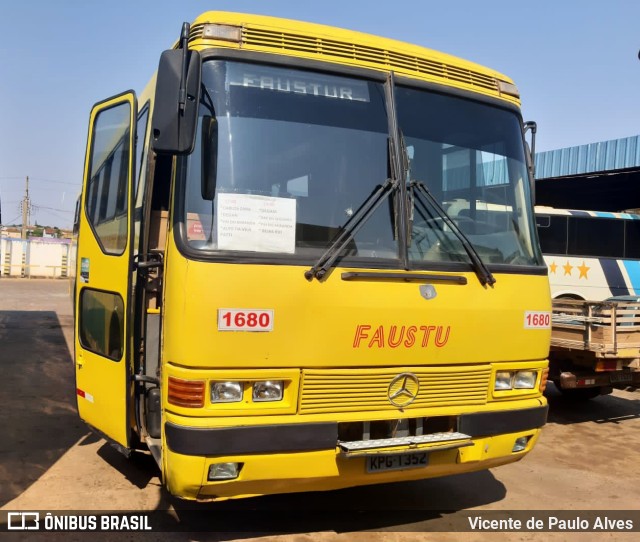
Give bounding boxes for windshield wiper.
[305,73,406,281]
[410,180,496,286]
[304,176,396,281]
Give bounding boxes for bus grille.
[189,24,499,94]
[299,366,491,414]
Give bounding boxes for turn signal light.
[168,377,205,408]
[539,367,549,393]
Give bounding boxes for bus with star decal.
[535,206,640,399]
[535,206,640,300]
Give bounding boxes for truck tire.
[556,385,602,400]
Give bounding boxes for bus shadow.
[0,310,86,507]
[545,384,640,425]
[151,470,506,537]
[89,438,508,535]
[96,443,161,491]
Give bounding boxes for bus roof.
[185,11,520,106]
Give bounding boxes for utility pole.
[21,176,30,239]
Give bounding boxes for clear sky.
[1,0,639,229]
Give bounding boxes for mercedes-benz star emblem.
[387,373,420,407]
[419,284,437,300]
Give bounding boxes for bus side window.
[568,217,624,258]
[86,102,132,255]
[108,310,123,359]
[537,214,568,255]
[79,289,125,362]
[625,220,640,258]
[148,154,172,251]
[135,105,150,199]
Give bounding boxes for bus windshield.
[397,84,541,267]
[181,59,541,269]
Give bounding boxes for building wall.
[1,237,72,278]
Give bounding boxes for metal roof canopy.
[534,135,640,212]
[535,135,640,179]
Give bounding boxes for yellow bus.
[74,11,551,501]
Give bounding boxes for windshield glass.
[183,60,395,259]
[396,85,541,266]
[180,59,542,269]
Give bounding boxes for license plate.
[610,372,633,384]
[366,452,428,473]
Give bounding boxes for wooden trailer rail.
[551,299,640,358]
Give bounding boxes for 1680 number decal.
[524,311,551,329]
[218,309,274,331]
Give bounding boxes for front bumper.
[163,404,548,500]
[165,405,548,456]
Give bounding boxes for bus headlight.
[252,380,284,402]
[208,462,242,481]
[495,371,514,390]
[512,436,531,452]
[514,371,537,389]
[211,381,243,403]
[494,370,538,391]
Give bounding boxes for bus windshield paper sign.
[217,193,296,253]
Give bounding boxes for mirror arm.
[524,121,537,177]
[178,23,190,113]
[524,121,537,205]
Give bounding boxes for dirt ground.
[1,279,639,542]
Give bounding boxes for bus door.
[74,92,137,450]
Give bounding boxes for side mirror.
[151,24,201,154]
[201,116,218,200]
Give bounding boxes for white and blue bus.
[535,206,640,301]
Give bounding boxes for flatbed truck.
[550,298,640,399]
